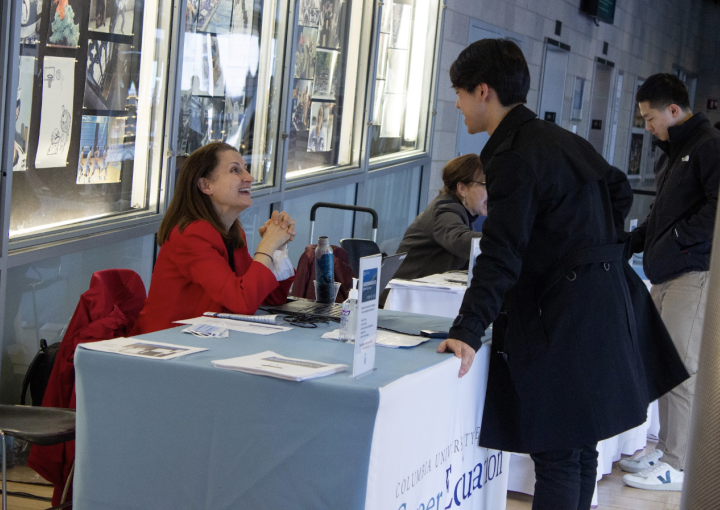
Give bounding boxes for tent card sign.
[353,253,381,378]
[36,56,75,168]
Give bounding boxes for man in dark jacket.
[621,74,720,491]
[438,40,688,510]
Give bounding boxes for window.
[10,0,173,240]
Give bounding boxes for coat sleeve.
[606,166,633,235]
[673,138,720,249]
[449,154,540,350]
[431,203,482,259]
[174,223,280,314]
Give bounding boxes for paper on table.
[175,317,291,336]
[202,312,282,324]
[322,329,429,349]
[212,351,348,381]
[79,337,207,360]
[386,276,466,293]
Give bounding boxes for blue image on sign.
[362,268,378,302]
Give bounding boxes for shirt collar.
[480,104,537,167]
[654,112,710,154]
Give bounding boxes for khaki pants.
[650,271,709,471]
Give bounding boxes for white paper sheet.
[212,350,348,381]
[175,316,292,335]
[79,337,207,360]
[36,56,74,168]
[322,329,428,349]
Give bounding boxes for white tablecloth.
[385,283,657,505]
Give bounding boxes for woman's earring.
[462,196,466,206]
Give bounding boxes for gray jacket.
[394,192,481,280]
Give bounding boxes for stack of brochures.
[212,351,348,381]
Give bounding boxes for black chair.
[0,405,75,510]
[340,238,382,278]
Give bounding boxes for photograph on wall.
[317,0,343,49]
[20,0,43,44]
[36,56,75,168]
[294,27,317,79]
[76,116,129,184]
[307,101,334,152]
[84,39,139,111]
[178,95,226,155]
[197,0,240,34]
[186,0,199,31]
[390,2,411,49]
[376,33,389,79]
[223,95,245,148]
[47,0,83,48]
[14,56,36,172]
[88,0,135,36]
[230,0,254,35]
[291,79,313,131]
[627,133,643,175]
[313,49,338,100]
[298,0,320,27]
[385,48,408,94]
[380,93,403,138]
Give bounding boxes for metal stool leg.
[1,430,6,510]
[60,461,74,504]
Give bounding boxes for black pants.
[530,443,598,510]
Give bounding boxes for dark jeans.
[530,443,598,510]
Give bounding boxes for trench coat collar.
[653,112,710,157]
[480,104,537,167]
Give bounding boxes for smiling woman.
[132,142,298,334]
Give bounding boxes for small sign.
[708,99,718,110]
[544,111,556,123]
[353,254,381,378]
[591,119,603,130]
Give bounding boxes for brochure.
[212,351,348,381]
[79,337,207,360]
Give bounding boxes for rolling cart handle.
[309,202,379,244]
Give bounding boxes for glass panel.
[177,0,289,187]
[10,0,173,239]
[282,184,356,264]
[285,0,366,179]
[0,235,155,403]
[356,166,421,255]
[369,0,439,160]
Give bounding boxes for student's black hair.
[449,39,530,106]
[635,74,691,111]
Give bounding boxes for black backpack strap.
[21,339,48,406]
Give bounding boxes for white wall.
[430,0,720,198]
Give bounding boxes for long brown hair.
[158,142,244,248]
[440,154,484,198]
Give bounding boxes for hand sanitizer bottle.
[339,278,359,343]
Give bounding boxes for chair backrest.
[339,238,381,278]
[291,244,354,303]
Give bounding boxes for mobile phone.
[420,330,448,339]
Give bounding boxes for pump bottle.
[339,278,359,343]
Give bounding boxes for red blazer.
[133,220,294,334]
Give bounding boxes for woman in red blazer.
[134,142,296,334]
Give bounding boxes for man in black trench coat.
[438,39,689,510]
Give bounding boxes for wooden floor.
[2,466,54,510]
[506,443,682,510]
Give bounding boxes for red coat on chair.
[28,269,147,506]
[291,244,354,302]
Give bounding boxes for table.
[385,277,658,506]
[73,310,509,509]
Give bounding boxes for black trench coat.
[448,105,689,454]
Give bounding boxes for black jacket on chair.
[630,113,720,284]
[448,105,688,454]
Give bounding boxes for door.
[538,44,569,125]
[587,61,614,155]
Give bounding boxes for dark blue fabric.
[530,443,598,510]
[73,311,459,510]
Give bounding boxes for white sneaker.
[618,449,663,473]
[622,461,684,491]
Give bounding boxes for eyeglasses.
[469,180,486,186]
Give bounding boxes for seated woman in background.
[394,154,487,280]
[133,142,296,334]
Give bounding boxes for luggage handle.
[309,202,378,244]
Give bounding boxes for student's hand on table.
[437,339,476,378]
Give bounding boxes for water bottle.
[339,278,359,343]
[315,237,335,304]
